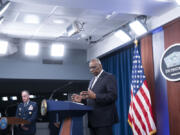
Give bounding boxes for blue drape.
[100,44,141,135]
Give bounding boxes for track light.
[114,30,131,43]
[129,20,147,36]
[0,1,11,16]
[66,21,84,37]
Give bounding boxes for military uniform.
[15,101,38,135]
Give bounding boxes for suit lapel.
[88,77,95,89]
[92,71,105,91]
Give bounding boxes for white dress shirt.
[91,70,104,89]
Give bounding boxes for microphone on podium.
[49,81,73,100]
[5,103,18,116]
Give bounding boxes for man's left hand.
[21,124,29,131]
[80,89,96,99]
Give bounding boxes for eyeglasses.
[89,66,97,69]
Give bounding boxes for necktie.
[24,103,28,107]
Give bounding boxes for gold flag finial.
[134,39,138,46]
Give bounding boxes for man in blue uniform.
[15,90,38,135]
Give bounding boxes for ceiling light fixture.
[0,40,8,55]
[66,21,84,37]
[106,11,117,20]
[114,30,131,43]
[29,95,36,99]
[24,14,40,24]
[51,43,64,57]
[129,20,147,36]
[2,96,8,101]
[10,96,17,101]
[25,42,39,56]
[175,0,180,5]
[0,1,11,16]
[53,19,66,24]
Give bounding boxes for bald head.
[21,90,30,103]
[89,58,103,76]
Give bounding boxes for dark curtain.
[100,43,141,135]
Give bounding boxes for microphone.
[49,81,72,100]
[5,103,18,116]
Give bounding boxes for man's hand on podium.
[71,94,83,103]
[54,122,60,128]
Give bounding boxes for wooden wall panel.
[140,35,157,127]
[163,18,180,135]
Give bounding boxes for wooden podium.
[6,117,30,125]
[0,117,29,135]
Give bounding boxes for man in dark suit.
[15,90,38,135]
[72,58,119,135]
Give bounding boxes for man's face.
[21,91,29,103]
[89,61,102,76]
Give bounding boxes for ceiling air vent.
[42,59,63,65]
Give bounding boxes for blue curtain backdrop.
[100,43,141,135]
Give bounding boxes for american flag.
[128,45,156,135]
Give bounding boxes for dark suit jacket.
[87,71,119,128]
[16,101,38,135]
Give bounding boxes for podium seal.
[0,117,8,130]
[41,99,47,116]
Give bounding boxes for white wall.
[0,46,91,80]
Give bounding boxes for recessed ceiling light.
[129,20,147,36]
[51,44,64,57]
[25,42,39,56]
[29,95,36,98]
[2,96,8,101]
[53,19,66,24]
[175,0,180,5]
[63,93,68,96]
[10,96,17,100]
[0,40,8,55]
[24,14,40,24]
